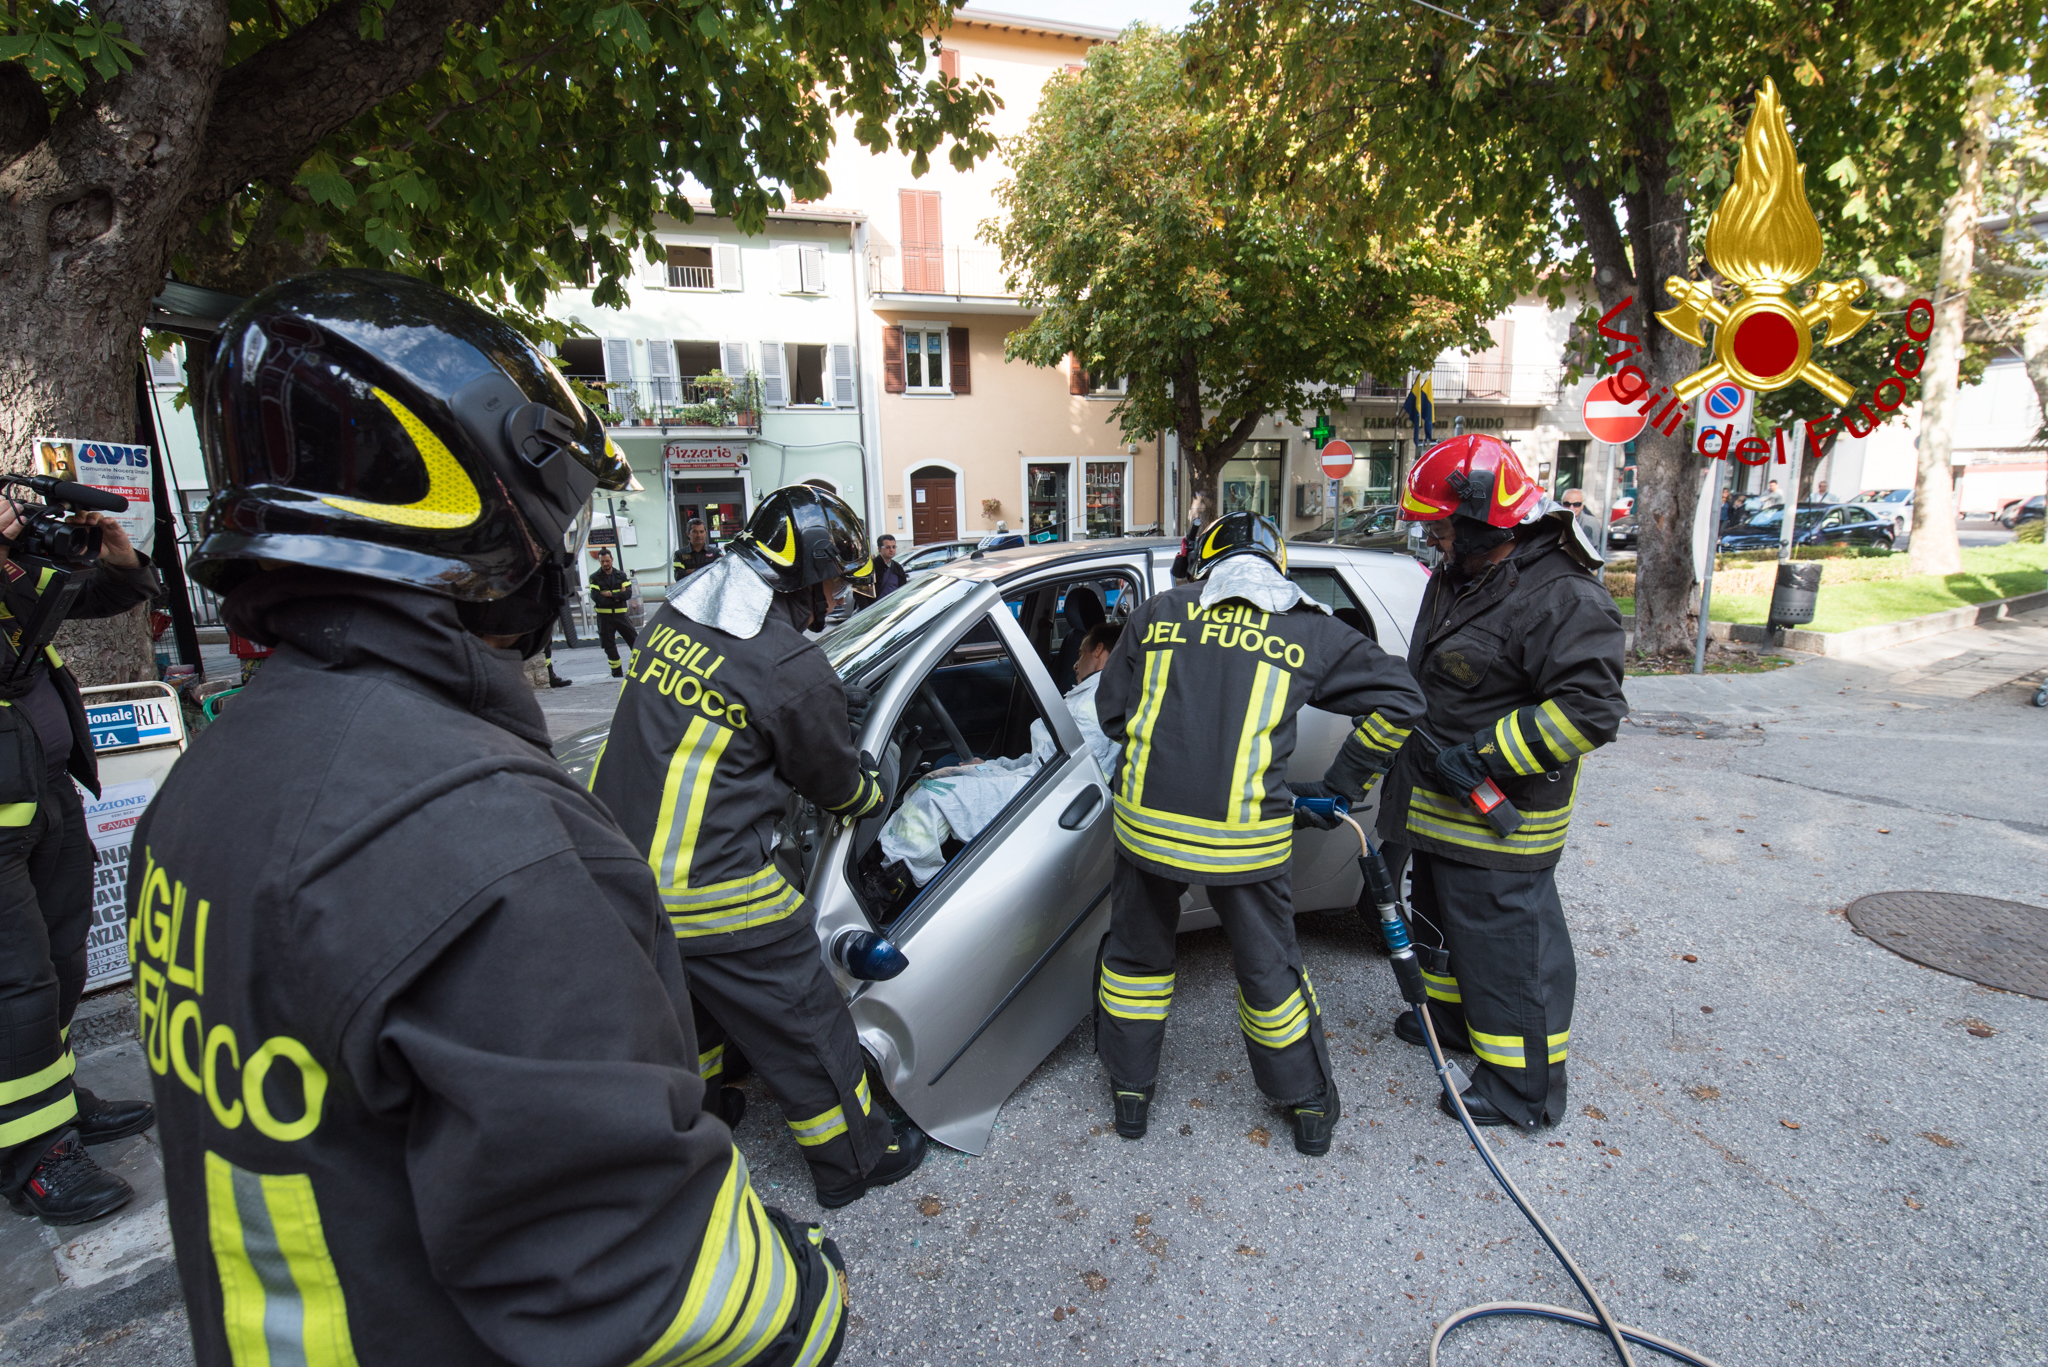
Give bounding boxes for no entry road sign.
[1320,438,1355,480]
[1583,377,1649,444]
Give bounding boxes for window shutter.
[801,245,827,295]
[645,339,674,404]
[1067,354,1089,395]
[721,342,750,378]
[640,248,668,289]
[759,342,787,406]
[715,243,743,291]
[938,48,960,80]
[899,189,943,292]
[831,344,857,406]
[948,328,970,395]
[147,347,183,384]
[776,245,802,293]
[883,327,906,394]
[604,339,634,381]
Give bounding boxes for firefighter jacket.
[590,592,883,956]
[1377,523,1627,871]
[0,551,160,797]
[589,565,634,615]
[1097,578,1425,886]
[129,570,844,1367]
[675,546,721,580]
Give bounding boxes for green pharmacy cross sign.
[1308,414,1334,447]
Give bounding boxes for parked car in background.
[1605,512,1637,551]
[557,538,1427,1155]
[2000,494,2045,528]
[1853,488,1915,535]
[900,539,983,576]
[1293,504,1408,551]
[1719,503,1896,552]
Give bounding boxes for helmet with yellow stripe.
[190,270,629,619]
[1188,511,1285,580]
[728,484,875,596]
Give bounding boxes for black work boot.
[548,667,574,688]
[815,1121,929,1210]
[1290,1084,1341,1156]
[711,1086,747,1130]
[1438,1086,1518,1127]
[8,1134,133,1226]
[1112,1081,1154,1140]
[71,1087,155,1146]
[1393,1004,1470,1054]
[608,662,625,679]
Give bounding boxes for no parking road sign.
[1319,439,1355,480]
[1702,382,1749,421]
[1582,377,1649,444]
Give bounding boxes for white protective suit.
[879,672,1121,885]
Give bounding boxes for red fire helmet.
[1399,433,1544,528]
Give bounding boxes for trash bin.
[1768,562,1823,629]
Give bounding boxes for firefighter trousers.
[0,777,94,1194]
[596,610,637,673]
[683,926,890,1192]
[1405,849,1574,1128]
[1096,855,1332,1107]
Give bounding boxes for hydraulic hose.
[1334,813,1725,1367]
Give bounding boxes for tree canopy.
[990,23,1522,504]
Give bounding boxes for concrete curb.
[1621,587,2048,659]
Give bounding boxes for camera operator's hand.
[0,500,22,565]
[67,512,140,569]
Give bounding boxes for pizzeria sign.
[664,443,749,473]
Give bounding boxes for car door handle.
[1059,786,1104,830]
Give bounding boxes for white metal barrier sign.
[78,683,186,990]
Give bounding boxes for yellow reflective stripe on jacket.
[1420,970,1461,1004]
[1492,700,1599,778]
[699,1044,725,1080]
[0,801,35,827]
[0,1047,73,1105]
[787,1074,872,1149]
[628,1148,806,1367]
[1113,797,1294,876]
[1099,968,1174,1021]
[1228,661,1291,824]
[0,1092,77,1147]
[789,1226,845,1367]
[664,865,805,940]
[1490,712,1545,778]
[1352,710,1410,758]
[1405,773,1580,858]
[1468,1028,1526,1069]
[647,719,806,938]
[1117,648,1175,807]
[822,770,883,819]
[204,1151,359,1367]
[1548,1028,1570,1063]
[1238,977,1314,1050]
[1534,699,1594,759]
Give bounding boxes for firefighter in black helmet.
[1094,512,1425,1154]
[590,484,928,1209]
[141,271,847,1367]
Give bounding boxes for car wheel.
[1876,534,1894,551]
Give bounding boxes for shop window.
[1083,461,1127,537]
[904,327,948,393]
[1218,440,1284,521]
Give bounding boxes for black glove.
[1287,781,1344,831]
[845,685,873,737]
[1322,733,1390,806]
[1432,738,1497,799]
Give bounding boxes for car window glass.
[821,572,975,680]
[1002,568,1144,690]
[1286,567,1376,640]
[850,617,1065,931]
[1819,508,1845,528]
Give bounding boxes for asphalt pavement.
[9,608,2044,1366]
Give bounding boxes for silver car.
[559,539,1429,1154]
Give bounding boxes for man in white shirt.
[881,621,1123,885]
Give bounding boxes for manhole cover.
[1844,891,2048,999]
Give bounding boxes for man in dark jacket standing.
[136,272,846,1367]
[592,484,927,1210]
[1095,512,1425,1155]
[1380,435,1626,1130]
[0,503,162,1225]
[588,547,638,677]
[674,516,720,581]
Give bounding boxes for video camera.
[1,473,128,566]
[0,474,129,695]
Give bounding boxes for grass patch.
[1612,543,2048,634]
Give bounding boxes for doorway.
[1027,462,1071,543]
[671,476,750,547]
[910,464,958,541]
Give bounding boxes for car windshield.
[1858,489,1911,502]
[1741,508,1824,530]
[820,572,978,679]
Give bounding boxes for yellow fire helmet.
[728,484,876,596]
[1189,510,1286,580]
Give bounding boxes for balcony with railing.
[868,246,1025,300]
[566,373,765,431]
[666,263,717,289]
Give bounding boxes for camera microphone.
[13,474,127,513]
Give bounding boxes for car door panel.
[820,600,1112,1155]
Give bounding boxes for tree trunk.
[0,0,231,684]
[2018,304,2048,522]
[1909,70,1995,577]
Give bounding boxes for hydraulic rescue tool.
[1413,725,1522,838]
[1306,793,1725,1367]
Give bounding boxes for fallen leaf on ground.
[1968,1025,1995,1039]
[1682,954,1698,962]
[1053,1307,1066,1322]
[1877,828,1891,835]
[1080,1271,1109,1293]
[1414,1251,1425,1261]
[1686,1084,1721,1101]
[1582,1106,1606,1120]
[1596,821,1611,826]
[1919,1131,1958,1149]
[1781,1120,1801,1130]
[1904,1197,1923,1210]
[1246,1126,1271,1148]
[1236,1244,1264,1257]
[917,1195,944,1217]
